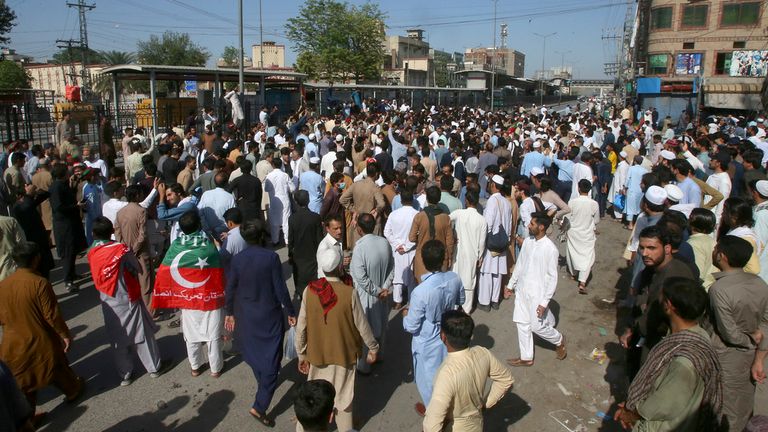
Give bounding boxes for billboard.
[729,50,768,77]
[675,53,702,75]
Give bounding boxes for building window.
[733,41,746,49]
[650,7,673,29]
[714,52,733,75]
[721,2,760,26]
[683,42,695,49]
[648,54,669,75]
[681,4,708,27]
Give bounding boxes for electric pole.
[66,0,95,94]
[238,0,244,92]
[490,0,498,111]
[533,32,556,107]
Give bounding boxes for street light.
[554,49,571,104]
[533,32,556,107]
[490,0,498,111]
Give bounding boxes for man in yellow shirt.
[423,310,514,432]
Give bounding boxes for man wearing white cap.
[658,149,676,168]
[477,175,512,311]
[520,140,545,177]
[295,240,379,432]
[303,133,319,162]
[299,157,325,214]
[665,184,694,218]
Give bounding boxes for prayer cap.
[335,134,344,142]
[645,185,667,206]
[530,167,544,177]
[491,175,505,185]
[318,245,342,274]
[309,157,320,164]
[664,184,683,203]
[660,150,676,161]
[756,180,768,197]
[532,141,542,148]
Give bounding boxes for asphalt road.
[32,214,632,432]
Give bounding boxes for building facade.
[382,29,434,86]
[464,47,525,78]
[635,0,767,111]
[251,41,286,68]
[25,62,105,100]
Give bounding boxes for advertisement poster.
[729,50,768,77]
[675,53,702,75]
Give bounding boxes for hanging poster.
[729,50,768,77]
[675,53,702,75]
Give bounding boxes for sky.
[6,0,631,79]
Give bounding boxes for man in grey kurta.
[88,217,164,386]
[350,213,394,374]
[709,235,768,432]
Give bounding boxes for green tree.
[0,60,31,89]
[220,45,241,67]
[91,50,137,101]
[286,0,386,83]
[51,47,104,65]
[0,1,16,45]
[137,32,209,66]
[136,32,209,95]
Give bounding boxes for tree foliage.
[136,32,209,66]
[0,60,30,89]
[92,50,138,100]
[52,47,104,65]
[219,46,241,67]
[286,0,386,83]
[0,1,16,45]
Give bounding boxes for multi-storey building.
[634,0,767,113]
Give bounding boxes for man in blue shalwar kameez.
[224,219,296,427]
[403,239,464,416]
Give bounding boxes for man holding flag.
[87,217,167,386]
[153,211,227,378]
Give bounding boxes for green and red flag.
[152,231,225,311]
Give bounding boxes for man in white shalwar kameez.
[224,87,244,128]
[570,152,594,201]
[608,151,629,218]
[566,180,600,294]
[506,212,567,366]
[350,213,394,374]
[478,175,512,311]
[383,190,419,308]
[265,158,295,245]
[449,189,488,313]
[88,217,166,386]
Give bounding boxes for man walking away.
[288,190,323,300]
[403,240,464,415]
[449,190,487,313]
[350,213,394,374]
[566,179,600,294]
[384,189,419,309]
[423,310,514,432]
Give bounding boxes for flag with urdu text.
[152,231,225,311]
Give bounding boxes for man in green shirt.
[614,277,723,431]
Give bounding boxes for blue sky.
[6,0,629,79]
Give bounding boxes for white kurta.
[265,169,295,242]
[565,196,599,280]
[570,162,593,201]
[181,308,225,343]
[224,90,244,123]
[384,205,418,303]
[450,207,488,313]
[608,160,629,204]
[705,172,732,223]
[480,194,512,275]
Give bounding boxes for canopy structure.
[99,64,306,134]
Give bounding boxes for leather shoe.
[414,402,426,417]
[506,358,534,367]
[556,334,567,360]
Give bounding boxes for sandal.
[191,368,202,377]
[249,409,275,427]
[578,284,588,295]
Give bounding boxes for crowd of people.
[0,95,767,432]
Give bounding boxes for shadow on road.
[484,392,531,430]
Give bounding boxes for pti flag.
[152,231,225,311]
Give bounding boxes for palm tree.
[92,50,137,101]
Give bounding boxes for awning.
[702,82,761,94]
[704,93,762,110]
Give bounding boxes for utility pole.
[238,0,244,92]
[55,40,80,86]
[259,0,264,68]
[66,0,95,95]
[490,0,498,111]
[533,32,556,107]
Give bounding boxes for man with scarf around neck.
[295,240,378,432]
[708,235,768,431]
[409,186,455,284]
[87,217,167,387]
[403,240,464,417]
[614,277,723,431]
